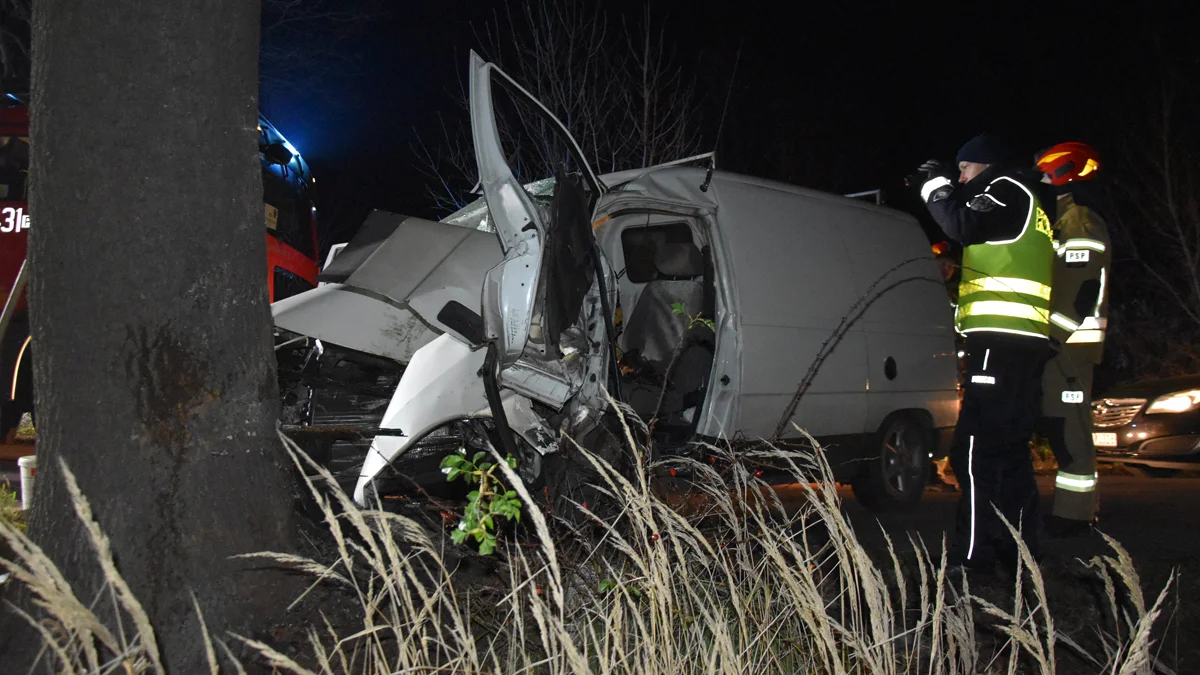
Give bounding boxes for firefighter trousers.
[949,333,1050,568]
[1038,347,1098,522]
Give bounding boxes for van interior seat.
[620,242,704,368]
[619,242,715,421]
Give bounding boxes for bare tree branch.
[413,0,705,215]
[1104,50,1200,379]
[0,0,31,83]
[258,0,388,102]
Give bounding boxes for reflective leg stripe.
[982,348,990,371]
[1055,471,1098,492]
[967,435,977,560]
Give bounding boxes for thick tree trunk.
[14,0,299,670]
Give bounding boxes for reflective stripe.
[981,192,1007,207]
[1055,471,1098,492]
[982,348,991,371]
[1057,238,1107,254]
[971,374,996,385]
[1066,329,1104,344]
[982,177,1036,245]
[1050,312,1081,332]
[11,335,30,401]
[967,435,977,559]
[1066,316,1107,344]
[960,300,1051,323]
[958,276,1052,300]
[921,176,953,202]
[960,326,1051,340]
[1095,268,1106,317]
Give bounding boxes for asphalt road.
[821,475,1200,567]
[823,475,1200,669]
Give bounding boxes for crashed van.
[272,52,959,511]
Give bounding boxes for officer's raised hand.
[914,159,955,202]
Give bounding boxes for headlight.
[1146,389,1200,414]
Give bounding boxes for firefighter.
[912,133,1056,573]
[1033,142,1111,534]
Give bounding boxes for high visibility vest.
[955,177,1055,339]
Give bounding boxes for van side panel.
[712,178,868,439]
[836,209,960,432]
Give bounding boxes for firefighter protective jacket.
[922,167,1056,339]
[1047,193,1111,363]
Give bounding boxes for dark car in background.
[1093,375,1200,472]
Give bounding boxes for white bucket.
[17,455,36,511]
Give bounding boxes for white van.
[272,52,959,511]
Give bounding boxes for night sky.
[258,1,1197,252]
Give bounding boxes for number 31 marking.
[1,207,30,233]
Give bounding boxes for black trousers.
[949,333,1051,567]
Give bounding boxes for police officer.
[913,133,1056,573]
[1034,142,1111,534]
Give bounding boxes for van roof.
[440,162,919,231]
[606,165,918,226]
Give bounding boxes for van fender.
[353,333,557,506]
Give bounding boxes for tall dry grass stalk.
[0,406,1177,674]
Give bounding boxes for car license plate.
[1093,432,1118,447]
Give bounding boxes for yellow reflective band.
[960,327,1050,340]
[1066,329,1104,344]
[1055,471,1098,492]
[960,300,1051,323]
[1058,238,1107,254]
[1050,312,1081,332]
[959,276,1052,300]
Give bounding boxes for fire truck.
[0,95,321,440]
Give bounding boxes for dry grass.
[0,404,1179,674]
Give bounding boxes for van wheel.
[852,415,930,512]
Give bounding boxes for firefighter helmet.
[1035,142,1101,185]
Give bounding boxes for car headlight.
[1145,389,1200,414]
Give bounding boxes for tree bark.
[13,0,299,670]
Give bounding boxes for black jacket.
[922,165,1056,247]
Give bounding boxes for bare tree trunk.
[10,0,300,670]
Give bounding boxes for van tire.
[851,415,930,512]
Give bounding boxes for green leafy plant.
[440,449,522,555]
[0,481,26,532]
[671,302,715,332]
